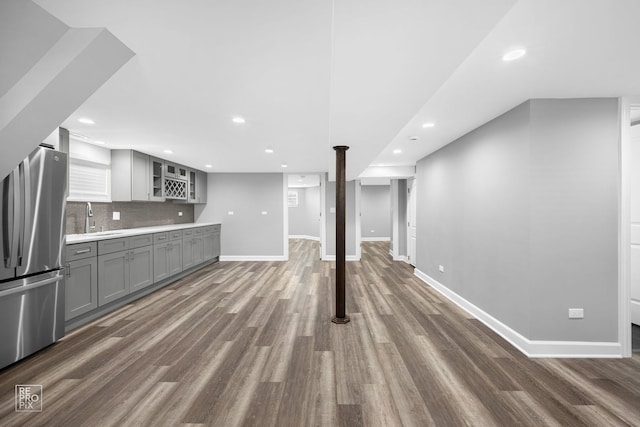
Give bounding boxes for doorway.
[287,174,323,258]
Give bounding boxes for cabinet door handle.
[65,263,71,278]
[157,236,166,240]
[130,250,135,260]
[75,248,91,255]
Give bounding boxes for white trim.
[393,255,410,264]
[220,255,288,262]
[282,174,289,261]
[619,97,632,356]
[362,237,390,242]
[355,180,362,260]
[322,255,360,261]
[288,235,320,241]
[320,173,327,260]
[391,180,400,260]
[414,269,623,358]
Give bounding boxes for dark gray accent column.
[332,146,350,324]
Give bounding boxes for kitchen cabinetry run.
[65,224,219,327]
[97,235,154,306]
[65,242,98,320]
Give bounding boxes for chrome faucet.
[85,202,94,233]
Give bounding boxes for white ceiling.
[32,0,640,180]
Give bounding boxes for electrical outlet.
[438,265,444,273]
[178,211,183,217]
[568,308,584,319]
[112,212,120,220]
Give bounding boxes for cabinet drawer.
[203,224,220,234]
[98,237,130,255]
[130,234,153,249]
[194,227,204,235]
[154,232,169,244]
[66,242,97,262]
[182,228,195,237]
[168,230,182,241]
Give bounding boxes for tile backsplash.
[66,201,194,234]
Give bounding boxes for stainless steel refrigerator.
[0,145,67,370]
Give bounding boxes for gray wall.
[288,186,321,238]
[416,98,619,342]
[325,180,357,257]
[195,173,285,257]
[361,185,391,239]
[67,201,194,234]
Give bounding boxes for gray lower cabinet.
[98,250,129,306]
[203,231,220,260]
[65,257,98,320]
[129,245,154,292]
[98,245,154,306]
[183,234,204,270]
[153,240,182,282]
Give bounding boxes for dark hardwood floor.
[0,239,639,426]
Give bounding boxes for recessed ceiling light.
[78,118,95,125]
[502,48,526,61]
[281,164,288,168]
[163,149,173,154]
[232,116,246,124]
[265,148,274,154]
[393,149,402,154]
[421,122,435,128]
[205,164,212,168]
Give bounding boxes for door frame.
[619,96,640,357]
[407,177,417,266]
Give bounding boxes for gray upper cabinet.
[112,150,161,202]
[196,170,207,204]
[112,149,207,204]
[149,157,164,201]
[186,169,208,204]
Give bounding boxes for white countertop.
[66,222,220,244]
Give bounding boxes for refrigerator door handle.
[4,167,21,269]
[18,158,31,266]
[2,173,12,267]
[0,275,62,299]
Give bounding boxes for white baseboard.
[389,250,410,264]
[361,237,390,242]
[288,235,320,241]
[414,269,622,358]
[220,255,288,261]
[322,255,361,261]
